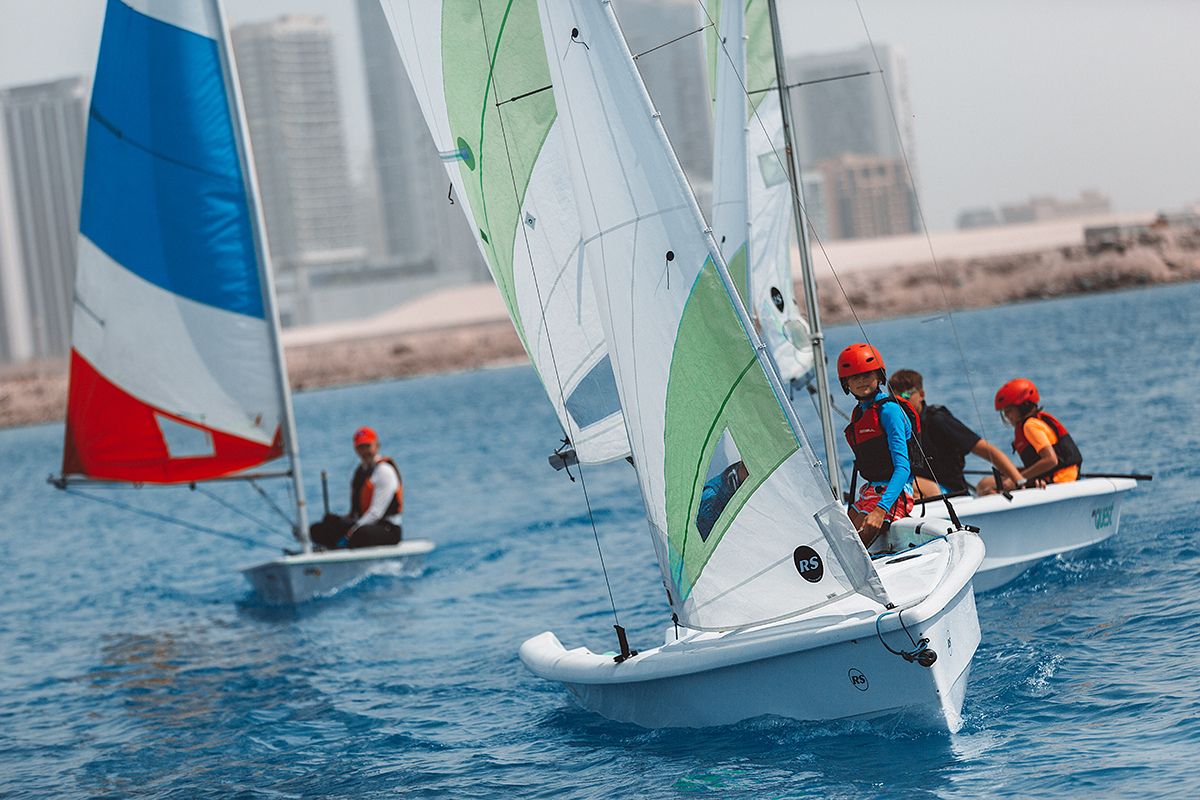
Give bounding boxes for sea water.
[1,282,1197,799]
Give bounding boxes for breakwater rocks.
[4,234,1197,430]
[817,229,1200,323]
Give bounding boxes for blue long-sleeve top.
[859,387,912,512]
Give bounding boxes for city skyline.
[2,1,1197,232]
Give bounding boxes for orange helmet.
[836,343,886,379]
[353,426,379,446]
[994,378,1039,410]
[837,343,886,394]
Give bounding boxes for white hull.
[240,540,435,605]
[521,532,984,730]
[895,478,1135,592]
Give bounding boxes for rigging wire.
[851,0,993,444]
[473,0,622,628]
[63,486,264,549]
[248,478,297,528]
[192,483,277,534]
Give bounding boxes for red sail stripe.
[62,349,283,483]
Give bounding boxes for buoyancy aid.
[844,395,921,484]
[351,457,403,519]
[1012,411,1082,482]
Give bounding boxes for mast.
[765,0,841,497]
[211,0,311,549]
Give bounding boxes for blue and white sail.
[63,0,291,485]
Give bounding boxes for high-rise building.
[614,0,714,206]
[354,0,483,281]
[231,16,364,273]
[788,44,918,239]
[816,154,917,240]
[0,76,85,363]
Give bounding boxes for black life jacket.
[350,457,403,519]
[844,395,921,484]
[1012,411,1082,481]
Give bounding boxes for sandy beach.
[4,228,1196,431]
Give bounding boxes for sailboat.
[55,0,433,605]
[513,0,984,730]
[705,1,1139,592]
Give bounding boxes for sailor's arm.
[970,439,1024,486]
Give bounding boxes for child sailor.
[838,343,919,547]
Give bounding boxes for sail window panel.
[695,429,749,541]
[564,354,622,430]
[155,413,216,459]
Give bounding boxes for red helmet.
[994,378,1039,410]
[836,343,886,380]
[353,426,379,446]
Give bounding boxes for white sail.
[536,0,887,630]
[707,0,813,385]
[376,0,628,464]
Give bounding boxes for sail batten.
[537,0,887,630]
[379,0,630,465]
[62,0,286,484]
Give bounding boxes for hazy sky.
[2,0,1197,231]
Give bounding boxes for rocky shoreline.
[3,234,1196,430]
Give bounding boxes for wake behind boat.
[52,0,432,604]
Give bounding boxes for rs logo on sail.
[1091,504,1113,530]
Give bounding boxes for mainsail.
[536,0,887,630]
[377,0,628,464]
[707,0,813,385]
[62,0,290,484]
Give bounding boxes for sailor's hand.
[860,507,887,539]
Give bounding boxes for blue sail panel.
[79,0,263,319]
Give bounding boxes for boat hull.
[240,540,435,604]
[899,477,1135,592]
[521,533,983,730]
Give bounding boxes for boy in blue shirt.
[837,343,918,547]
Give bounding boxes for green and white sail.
[707,0,813,385]
[378,0,628,464]
[536,0,887,630]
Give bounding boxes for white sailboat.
[705,1,1140,592]
[518,0,984,730]
[55,0,433,605]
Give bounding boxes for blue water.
[2,283,1198,798]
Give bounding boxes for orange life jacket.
[1012,411,1082,483]
[351,457,403,518]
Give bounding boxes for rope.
[474,0,621,627]
[63,487,263,549]
[192,484,276,534]
[850,0,992,445]
[248,478,296,528]
[874,606,934,665]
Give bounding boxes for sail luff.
[537,0,887,630]
[211,0,309,545]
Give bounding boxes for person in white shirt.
[309,426,403,549]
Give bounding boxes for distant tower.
[788,44,919,238]
[613,0,715,205]
[0,76,86,363]
[231,16,364,273]
[354,0,485,281]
